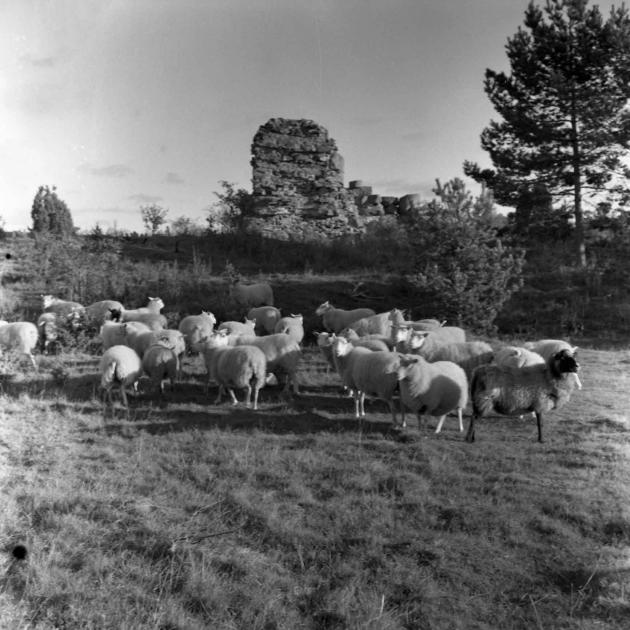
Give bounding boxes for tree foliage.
[405,179,525,333]
[206,180,254,234]
[30,186,75,236]
[465,0,630,266]
[140,204,169,235]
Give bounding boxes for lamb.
[109,307,166,331]
[217,317,257,337]
[142,344,178,395]
[274,314,305,344]
[466,349,581,443]
[331,335,405,426]
[100,344,144,419]
[41,295,85,318]
[231,333,301,394]
[85,300,125,327]
[178,311,217,353]
[99,321,151,351]
[395,354,469,433]
[523,339,578,362]
[201,331,267,409]
[229,278,274,308]
[0,321,39,369]
[315,301,376,334]
[247,306,282,335]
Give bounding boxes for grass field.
[0,344,629,629]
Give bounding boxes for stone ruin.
[245,117,424,241]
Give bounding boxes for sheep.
[0,321,39,369]
[523,339,578,363]
[142,344,178,395]
[315,301,376,334]
[99,321,151,350]
[100,344,144,419]
[392,325,466,359]
[347,310,397,337]
[229,278,274,308]
[388,308,445,331]
[331,335,405,426]
[423,341,494,381]
[109,307,166,331]
[178,311,217,353]
[124,327,186,377]
[247,306,282,335]
[395,354,469,433]
[37,312,58,354]
[119,296,165,319]
[217,317,257,337]
[274,314,305,344]
[41,295,85,318]
[494,345,545,368]
[466,349,581,443]
[315,332,390,373]
[85,300,125,327]
[231,333,301,394]
[201,331,267,409]
[338,327,395,350]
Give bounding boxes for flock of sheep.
[0,276,582,442]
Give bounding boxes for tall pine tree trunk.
[570,83,587,268]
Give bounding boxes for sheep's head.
[204,330,230,350]
[395,355,420,381]
[550,349,581,389]
[408,330,429,350]
[315,301,331,315]
[290,314,304,323]
[148,297,165,311]
[41,294,55,309]
[315,332,334,348]
[109,308,122,322]
[332,336,352,357]
[388,308,406,324]
[201,311,217,325]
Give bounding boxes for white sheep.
[229,278,274,308]
[231,333,301,394]
[274,314,305,344]
[41,295,85,318]
[395,354,468,433]
[124,328,186,378]
[100,344,143,419]
[142,344,178,395]
[339,327,395,350]
[315,301,376,334]
[109,307,166,331]
[201,331,267,409]
[388,308,445,331]
[85,300,125,326]
[99,321,151,351]
[494,345,545,368]
[347,310,396,337]
[217,317,257,337]
[392,325,466,358]
[178,311,217,353]
[331,335,405,426]
[120,297,165,319]
[315,332,390,373]
[37,312,59,354]
[0,321,39,369]
[247,306,282,335]
[523,339,578,362]
[423,341,494,381]
[467,349,581,443]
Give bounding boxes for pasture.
[0,344,629,629]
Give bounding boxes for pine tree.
[464,0,630,266]
[30,186,75,236]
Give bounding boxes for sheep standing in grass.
[0,321,39,369]
[100,344,143,419]
[523,339,578,362]
[231,333,301,394]
[315,332,389,372]
[100,321,151,351]
[348,310,398,337]
[331,335,405,426]
[217,318,257,337]
[393,325,466,358]
[178,311,216,353]
[315,302,376,334]
[422,341,494,381]
[274,314,305,345]
[109,307,166,331]
[42,295,85,318]
[395,355,468,433]
[388,308,445,332]
[125,327,186,378]
[338,327,395,350]
[85,300,125,327]
[229,278,274,308]
[142,344,178,395]
[201,331,267,409]
[494,346,545,368]
[466,349,581,443]
[247,306,282,335]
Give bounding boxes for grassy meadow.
[0,343,628,629]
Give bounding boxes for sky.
[0,0,623,232]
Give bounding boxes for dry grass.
[0,346,628,629]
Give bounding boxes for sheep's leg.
[359,391,366,417]
[28,352,38,371]
[536,411,544,443]
[229,388,239,406]
[214,386,224,405]
[120,385,130,419]
[253,385,260,411]
[465,413,476,442]
[243,384,252,408]
[399,399,406,429]
[458,408,464,432]
[434,415,446,433]
[353,391,361,418]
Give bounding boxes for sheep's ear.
[439,320,447,327]
[399,356,419,368]
[572,346,579,354]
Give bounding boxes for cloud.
[127,193,163,204]
[400,130,426,143]
[79,163,134,178]
[369,177,436,196]
[164,171,184,184]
